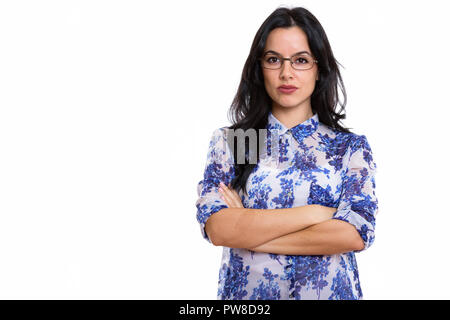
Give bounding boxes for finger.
[219,192,230,206]
[228,189,244,208]
[219,183,236,205]
[219,186,242,208]
[226,186,243,206]
[218,186,233,206]
[221,185,243,208]
[220,194,231,207]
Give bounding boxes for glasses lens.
[262,54,281,69]
[291,53,314,70]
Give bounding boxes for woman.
[195,6,378,300]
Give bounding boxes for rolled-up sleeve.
[332,134,378,253]
[195,127,236,244]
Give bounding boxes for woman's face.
[261,26,319,112]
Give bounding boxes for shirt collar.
[266,110,320,144]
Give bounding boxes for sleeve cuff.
[197,202,228,244]
[332,208,375,252]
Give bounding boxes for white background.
[0,0,449,299]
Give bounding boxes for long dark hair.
[227,6,353,196]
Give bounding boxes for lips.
[278,85,297,89]
[278,85,297,94]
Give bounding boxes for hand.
[218,182,244,208]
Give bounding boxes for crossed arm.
[247,218,364,255]
[205,183,364,255]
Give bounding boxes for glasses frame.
[259,52,319,71]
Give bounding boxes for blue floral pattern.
[195,111,378,300]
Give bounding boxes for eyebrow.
[263,50,311,56]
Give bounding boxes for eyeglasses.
[259,52,318,70]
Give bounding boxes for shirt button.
[289,292,295,298]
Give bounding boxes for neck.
[271,104,314,129]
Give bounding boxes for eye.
[266,56,279,64]
[295,57,308,64]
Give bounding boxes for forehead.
[264,26,311,55]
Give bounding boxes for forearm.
[207,205,323,248]
[246,219,364,255]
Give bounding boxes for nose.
[279,60,295,79]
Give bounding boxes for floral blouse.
[195,111,378,300]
